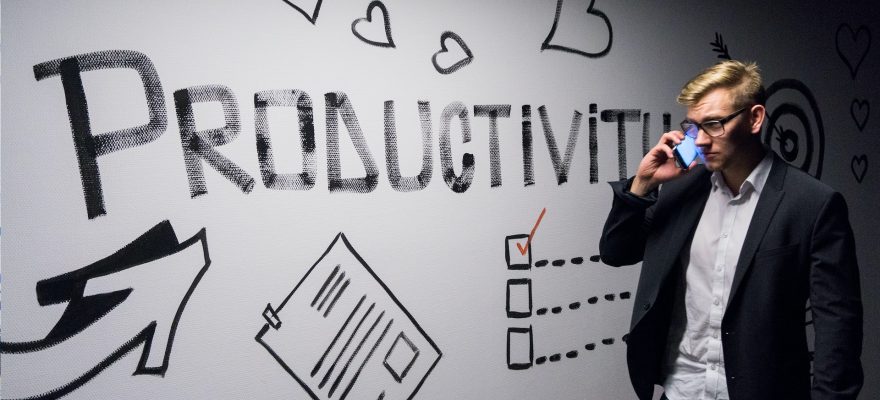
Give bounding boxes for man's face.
[687,87,758,173]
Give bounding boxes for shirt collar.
[710,150,774,197]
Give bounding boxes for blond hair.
[677,60,766,108]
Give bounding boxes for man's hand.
[630,131,696,196]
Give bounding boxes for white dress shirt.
[662,152,774,400]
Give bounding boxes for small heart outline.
[851,154,868,183]
[850,99,870,132]
[432,31,474,75]
[351,1,395,48]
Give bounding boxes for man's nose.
[694,128,711,146]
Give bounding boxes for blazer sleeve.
[809,192,864,399]
[599,177,657,267]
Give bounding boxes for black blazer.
[600,154,863,400]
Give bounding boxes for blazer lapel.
[728,155,787,304]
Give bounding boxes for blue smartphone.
[673,135,699,169]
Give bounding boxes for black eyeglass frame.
[680,107,748,138]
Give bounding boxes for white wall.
[2,0,878,399]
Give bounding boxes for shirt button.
[713,332,719,339]
[713,298,720,305]
[721,233,728,238]
[710,364,717,371]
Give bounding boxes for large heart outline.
[835,24,871,79]
[851,154,868,183]
[541,0,613,58]
[850,99,870,132]
[432,31,474,75]
[351,1,395,48]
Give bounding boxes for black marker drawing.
[710,32,732,60]
[33,50,167,219]
[175,85,255,198]
[384,101,433,192]
[534,291,631,317]
[282,0,322,25]
[0,221,210,400]
[325,92,380,193]
[541,0,613,58]
[763,79,825,178]
[507,326,534,370]
[255,89,317,191]
[475,105,512,187]
[507,278,533,318]
[352,1,395,48]
[526,330,627,368]
[505,234,532,270]
[835,24,871,79]
[522,106,536,186]
[601,109,641,180]
[439,101,475,192]
[432,31,473,75]
[851,154,868,183]
[539,106,583,185]
[850,98,870,132]
[256,233,441,400]
[589,104,598,183]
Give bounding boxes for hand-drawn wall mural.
[1,221,210,400]
[256,233,441,400]
[836,23,873,184]
[3,1,878,399]
[504,209,631,371]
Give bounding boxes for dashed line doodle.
[257,233,441,400]
[432,31,474,75]
[282,0,322,24]
[534,255,602,268]
[352,1,395,48]
[534,292,631,317]
[541,0,613,59]
[534,334,626,366]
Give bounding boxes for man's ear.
[749,104,766,135]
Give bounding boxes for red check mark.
[516,208,546,255]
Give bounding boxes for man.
[600,60,862,399]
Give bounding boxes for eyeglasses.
[680,107,748,138]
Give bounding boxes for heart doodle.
[850,99,870,132]
[351,1,395,48]
[541,0,613,58]
[432,31,473,75]
[851,154,868,183]
[282,0,322,24]
[835,24,871,79]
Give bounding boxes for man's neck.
[720,144,767,196]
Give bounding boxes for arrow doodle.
[1,220,211,400]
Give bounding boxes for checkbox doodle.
[505,234,532,270]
